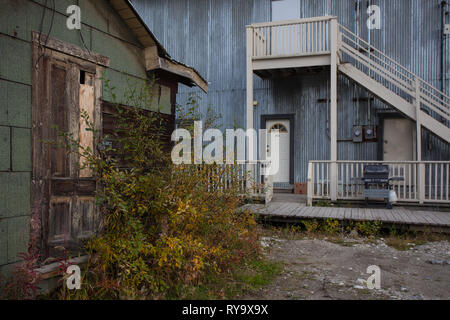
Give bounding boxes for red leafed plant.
[0,246,41,300]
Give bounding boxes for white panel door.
[383,118,415,161]
[383,118,415,187]
[267,119,290,183]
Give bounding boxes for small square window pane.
[271,0,300,22]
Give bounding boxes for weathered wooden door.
[32,42,102,259]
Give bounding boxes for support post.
[246,27,254,144]
[246,27,255,192]
[415,78,422,163]
[415,78,425,204]
[307,162,314,206]
[330,18,338,202]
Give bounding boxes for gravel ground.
[241,233,450,300]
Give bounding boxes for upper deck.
[247,16,335,77]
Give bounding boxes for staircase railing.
[338,24,450,129]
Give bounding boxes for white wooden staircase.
[337,24,450,143]
[247,17,450,144]
[247,16,449,204]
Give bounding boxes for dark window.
[80,70,86,84]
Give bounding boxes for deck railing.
[193,161,273,204]
[250,16,333,58]
[307,161,450,205]
[245,161,273,203]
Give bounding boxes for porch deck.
[241,202,450,230]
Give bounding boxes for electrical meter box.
[364,125,377,141]
[353,126,363,143]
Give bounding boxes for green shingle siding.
[0,0,175,270]
[0,35,32,85]
[12,128,31,172]
[7,216,30,264]
[0,172,31,219]
[0,126,11,171]
[0,219,7,266]
[0,80,32,128]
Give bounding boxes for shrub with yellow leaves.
[56,77,260,300]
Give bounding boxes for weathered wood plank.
[409,211,429,225]
[394,210,406,223]
[244,203,450,228]
[385,209,398,223]
[396,209,412,224]
[306,207,319,218]
[285,203,303,216]
[427,211,450,226]
[79,83,95,178]
[353,208,363,220]
[317,207,326,218]
[336,208,346,220]
[359,209,370,221]
[417,212,438,225]
[316,206,326,219]
[32,31,110,67]
[291,206,307,217]
[343,208,351,220]
[389,210,402,223]
[427,212,449,226]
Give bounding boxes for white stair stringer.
[338,62,450,143]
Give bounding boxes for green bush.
[322,219,340,235]
[356,221,382,237]
[56,77,261,299]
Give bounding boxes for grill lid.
[363,165,389,175]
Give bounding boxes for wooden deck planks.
[426,211,450,226]
[243,202,450,228]
[316,206,327,219]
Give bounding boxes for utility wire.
[35,0,56,69]
[79,27,98,65]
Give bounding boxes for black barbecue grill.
[363,165,403,209]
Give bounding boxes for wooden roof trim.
[32,31,110,67]
[164,59,209,93]
[145,47,208,93]
[109,0,208,93]
[108,0,169,57]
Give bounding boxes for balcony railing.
[307,161,450,205]
[250,16,333,59]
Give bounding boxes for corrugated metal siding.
[132,0,449,181]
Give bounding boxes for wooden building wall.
[0,0,175,272]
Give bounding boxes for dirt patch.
[240,231,450,300]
